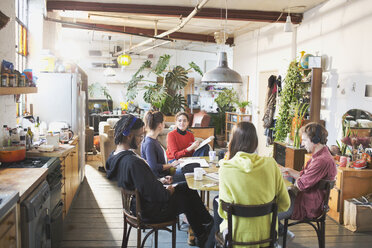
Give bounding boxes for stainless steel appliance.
[1,157,63,248]
[21,180,51,248]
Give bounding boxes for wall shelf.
[0,87,38,95]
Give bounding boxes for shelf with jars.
[0,87,37,95]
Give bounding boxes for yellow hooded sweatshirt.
[218,152,290,247]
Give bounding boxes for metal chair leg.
[282,219,289,248]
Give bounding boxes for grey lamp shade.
[201,52,242,84]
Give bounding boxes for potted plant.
[235,100,251,114]
[213,88,238,146]
[126,54,202,116]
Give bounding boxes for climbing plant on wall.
[274,60,308,142]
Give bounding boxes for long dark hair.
[114,114,144,145]
[144,111,164,131]
[228,122,258,159]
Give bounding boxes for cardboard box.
[344,197,372,232]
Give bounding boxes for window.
[15,0,28,72]
[15,0,29,117]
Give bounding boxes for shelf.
[0,87,38,95]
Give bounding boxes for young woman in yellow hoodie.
[206,122,290,248]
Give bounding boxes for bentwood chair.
[215,198,278,248]
[121,188,177,248]
[282,179,336,248]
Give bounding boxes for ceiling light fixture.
[201,0,242,84]
[284,8,293,32]
[103,36,116,77]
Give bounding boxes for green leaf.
[153,54,171,76]
[165,66,188,95]
[188,62,203,76]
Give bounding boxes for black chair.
[215,198,278,248]
[282,179,336,248]
[121,188,177,248]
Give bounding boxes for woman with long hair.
[142,111,184,182]
[206,122,290,247]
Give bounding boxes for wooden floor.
[61,162,372,248]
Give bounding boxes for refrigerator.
[29,72,86,182]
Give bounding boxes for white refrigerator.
[29,72,86,182]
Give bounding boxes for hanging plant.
[274,60,308,142]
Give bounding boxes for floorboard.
[61,162,372,248]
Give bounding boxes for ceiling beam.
[61,21,234,45]
[47,1,303,24]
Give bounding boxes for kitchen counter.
[0,191,18,220]
[0,168,48,202]
[26,144,75,158]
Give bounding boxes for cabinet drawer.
[329,188,340,212]
[0,208,16,236]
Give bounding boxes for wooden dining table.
[184,157,293,206]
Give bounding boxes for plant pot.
[239,107,246,114]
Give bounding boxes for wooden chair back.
[219,198,278,248]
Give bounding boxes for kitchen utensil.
[0,146,26,162]
[60,128,74,143]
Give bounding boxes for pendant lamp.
[104,36,116,77]
[201,51,242,84]
[284,14,293,32]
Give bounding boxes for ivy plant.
[274,60,308,142]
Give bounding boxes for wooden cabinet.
[60,138,80,218]
[0,87,37,95]
[225,112,252,141]
[273,141,308,171]
[0,205,17,248]
[328,167,372,224]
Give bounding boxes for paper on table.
[179,158,209,168]
[195,136,214,151]
[205,172,219,181]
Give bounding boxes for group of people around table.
[105,111,336,248]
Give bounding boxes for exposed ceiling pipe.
[44,16,173,42]
[114,0,210,56]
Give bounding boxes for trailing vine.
[274,60,308,142]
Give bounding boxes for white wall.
[0,0,17,128]
[233,0,372,146]
[52,28,233,110]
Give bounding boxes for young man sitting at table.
[105,114,213,247]
[206,122,291,248]
[278,122,337,237]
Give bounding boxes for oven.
[21,180,51,248]
[1,157,63,248]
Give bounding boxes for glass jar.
[1,73,9,87]
[8,74,16,87]
[19,75,26,87]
